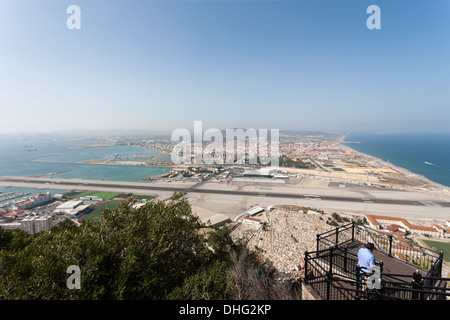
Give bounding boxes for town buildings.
[12,192,52,211]
[366,214,450,239]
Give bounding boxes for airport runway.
[1,175,449,207]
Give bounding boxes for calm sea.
[343,133,450,188]
[0,138,170,199]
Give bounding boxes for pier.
[0,192,32,208]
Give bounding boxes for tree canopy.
[0,193,299,300]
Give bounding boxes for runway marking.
[204,198,240,204]
[419,201,440,207]
[0,176,447,208]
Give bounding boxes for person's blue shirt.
[358,247,376,274]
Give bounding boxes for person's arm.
[369,255,376,269]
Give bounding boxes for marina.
[0,191,32,209]
[0,139,171,183]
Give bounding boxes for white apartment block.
[35,215,52,234]
[20,215,53,235]
[20,217,35,235]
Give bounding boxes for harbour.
[0,192,32,209]
[0,139,171,183]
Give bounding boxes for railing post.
[355,264,362,300]
[316,234,320,251]
[335,227,339,246]
[304,251,309,281]
[437,251,443,278]
[437,252,445,300]
[412,270,424,300]
[344,245,348,272]
[327,247,334,300]
[351,221,355,242]
[329,247,334,274]
[388,235,393,257]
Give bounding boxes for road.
[1,175,449,207]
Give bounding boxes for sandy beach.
[338,141,450,201]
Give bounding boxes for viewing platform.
[302,222,449,300]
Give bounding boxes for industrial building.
[245,206,265,217]
[54,200,92,218]
[242,167,278,177]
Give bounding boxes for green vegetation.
[0,193,299,300]
[76,191,121,200]
[64,191,121,200]
[328,220,339,227]
[405,256,434,270]
[82,195,155,222]
[63,190,85,199]
[127,195,155,201]
[0,228,32,251]
[420,239,450,263]
[279,156,315,169]
[81,200,121,222]
[328,212,350,225]
[331,212,341,222]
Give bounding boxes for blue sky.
[0,0,449,134]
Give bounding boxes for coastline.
[29,159,174,167]
[26,142,174,168]
[10,135,450,202]
[338,134,450,201]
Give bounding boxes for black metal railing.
[316,221,442,272]
[368,263,450,301]
[304,224,450,300]
[304,247,361,300]
[304,246,450,300]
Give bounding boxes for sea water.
[0,139,170,181]
[0,138,170,201]
[343,133,450,188]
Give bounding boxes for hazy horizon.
[2,128,450,142]
[1,0,449,134]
